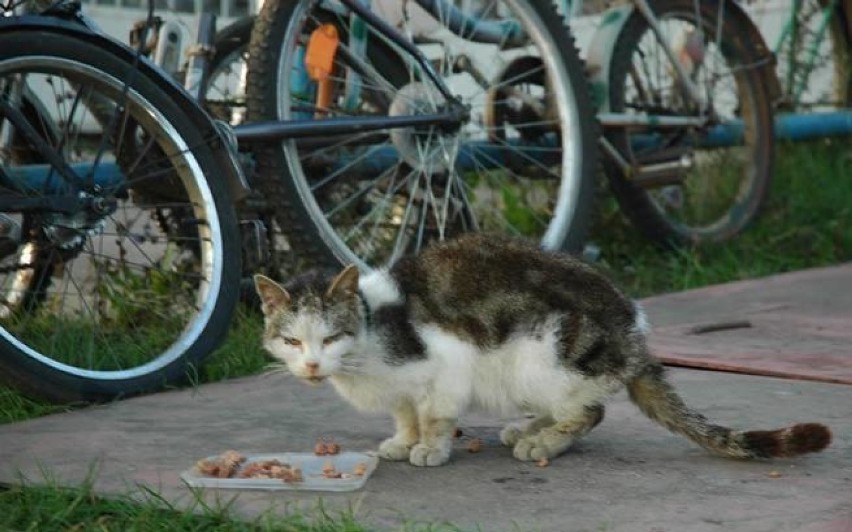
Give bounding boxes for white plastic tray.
[180,451,379,492]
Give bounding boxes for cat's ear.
[326,264,359,300]
[254,274,291,314]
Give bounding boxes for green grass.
[590,139,851,297]
[0,476,376,531]
[0,140,849,530]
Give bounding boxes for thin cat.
[254,234,831,467]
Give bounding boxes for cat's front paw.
[378,437,413,461]
[409,442,451,467]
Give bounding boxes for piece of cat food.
[237,459,282,478]
[195,449,247,478]
[325,442,341,455]
[454,428,463,438]
[467,438,483,453]
[320,460,345,479]
[536,457,550,468]
[236,459,304,483]
[314,438,342,455]
[352,462,368,476]
[286,467,304,483]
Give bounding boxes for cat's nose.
[305,361,320,374]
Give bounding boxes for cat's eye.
[282,337,302,346]
[322,332,346,346]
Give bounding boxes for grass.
[591,139,851,297]
[0,139,849,530]
[0,476,376,531]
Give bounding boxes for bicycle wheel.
[246,0,597,269]
[603,0,776,247]
[0,28,241,403]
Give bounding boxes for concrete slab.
[1,369,850,531]
[643,264,852,384]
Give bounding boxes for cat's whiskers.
[262,362,291,378]
[337,358,365,375]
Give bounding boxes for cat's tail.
[626,364,832,458]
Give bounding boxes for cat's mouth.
[306,376,327,384]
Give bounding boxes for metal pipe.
[598,112,708,128]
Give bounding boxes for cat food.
[195,452,304,483]
[195,449,246,478]
[313,439,342,456]
[238,459,304,483]
[536,457,550,468]
[183,451,378,492]
[321,460,335,475]
[321,460,345,479]
[326,442,341,455]
[467,438,483,453]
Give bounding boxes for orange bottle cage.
[305,24,339,82]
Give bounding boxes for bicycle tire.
[246,0,597,269]
[0,28,241,403]
[604,0,776,247]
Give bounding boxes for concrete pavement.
[1,265,851,531]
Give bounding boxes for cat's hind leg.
[378,399,420,461]
[499,415,555,447]
[513,403,605,461]
[513,400,607,462]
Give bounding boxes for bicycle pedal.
[633,154,693,188]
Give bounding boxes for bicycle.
[242,0,600,270]
[578,0,779,247]
[219,0,777,259]
[0,0,246,402]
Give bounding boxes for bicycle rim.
[0,47,230,395]
[608,0,774,244]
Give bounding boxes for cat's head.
[254,265,363,383]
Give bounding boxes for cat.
[254,234,831,467]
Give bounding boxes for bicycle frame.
[776,0,839,103]
[1,0,773,196]
[761,0,852,135]
[230,0,719,144]
[8,0,849,200]
[584,0,851,152]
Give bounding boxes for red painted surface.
[642,264,852,385]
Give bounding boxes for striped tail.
[626,364,832,458]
